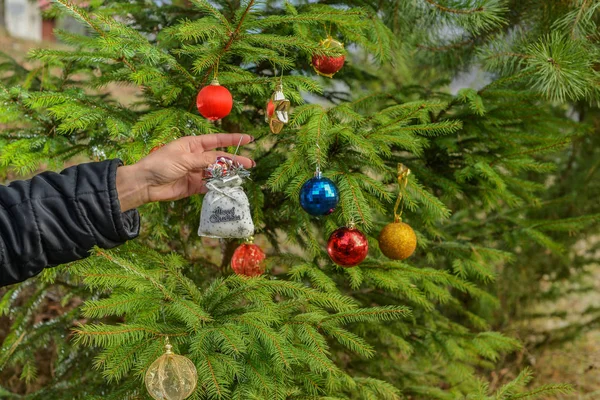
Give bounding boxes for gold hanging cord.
[212,58,220,82]
[393,163,411,223]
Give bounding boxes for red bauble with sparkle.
[231,243,266,277]
[327,227,369,267]
[196,79,233,121]
[312,37,345,78]
[312,54,345,77]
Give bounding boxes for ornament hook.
[315,139,322,176]
[231,134,245,164]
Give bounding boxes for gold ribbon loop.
[393,163,411,223]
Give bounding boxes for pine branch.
[200,0,257,86]
[423,0,483,14]
[95,250,173,301]
[570,0,591,39]
[417,39,475,51]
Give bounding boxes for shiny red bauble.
[231,243,266,277]
[327,227,369,267]
[312,37,345,78]
[312,54,345,77]
[196,79,233,121]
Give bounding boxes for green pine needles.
[1,0,599,399]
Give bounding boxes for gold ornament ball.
[378,222,417,260]
[145,344,198,400]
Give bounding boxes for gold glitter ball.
[145,343,198,400]
[378,222,417,260]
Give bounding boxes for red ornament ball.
[312,54,345,77]
[196,79,233,121]
[312,37,345,78]
[231,243,266,277]
[327,227,369,267]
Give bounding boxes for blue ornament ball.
[299,176,339,216]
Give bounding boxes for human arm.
[0,134,254,287]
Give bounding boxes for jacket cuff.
[107,159,141,242]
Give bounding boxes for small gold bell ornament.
[378,163,417,261]
[145,337,198,400]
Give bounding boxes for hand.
[116,134,255,212]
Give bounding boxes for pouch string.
[206,181,244,205]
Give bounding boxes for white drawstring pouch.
[198,159,254,239]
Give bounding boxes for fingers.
[185,133,254,152]
[184,150,255,171]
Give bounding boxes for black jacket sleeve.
[0,159,140,287]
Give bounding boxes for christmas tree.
[1,0,599,399]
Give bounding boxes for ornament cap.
[210,78,220,86]
[164,337,173,354]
